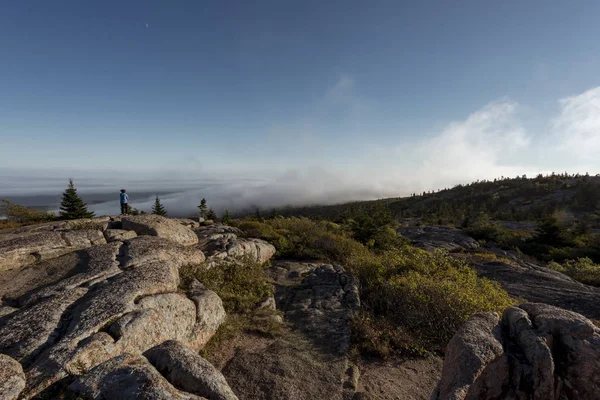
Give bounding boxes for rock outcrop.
[473,261,600,320]
[69,341,239,400]
[0,224,106,271]
[0,354,26,400]
[122,214,199,246]
[433,303,600,400]
[0,215,234,399]
[397,226,479,252]
[222,261,360,400]
[144,340,238,400]
[196,224,276,265]
[69,353,205,400]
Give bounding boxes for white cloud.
[410,100,531,185]
[4,81,600,217]
[551,86,600,161]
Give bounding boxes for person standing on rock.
[120,189,129,215]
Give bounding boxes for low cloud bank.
[2,85,600,217]
[88,169,403,217]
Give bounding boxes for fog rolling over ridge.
[4,85,600,215]
[0,168,403,217]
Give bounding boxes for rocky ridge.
[0,215,274,399]
[1,215,598,399]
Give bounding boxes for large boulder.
[196,224,275,265]
[69,353,205,400]
[121,215,198,246]
[0,354,26,400]
[175,218,201,229]
[119,235,205,269]
[433,303,600,400]
[144,341,238,400]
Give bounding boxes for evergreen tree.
[152,196,167,216]
[59,179,95,220]
[197,198,208,218]
[269,208,278,219]
[255,208,262,221]
[206,208,217,221]
[222,209,231,224]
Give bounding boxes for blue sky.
[2,1,600,211]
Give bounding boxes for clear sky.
[2,1,600,211]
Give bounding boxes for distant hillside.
[275,173,600,227]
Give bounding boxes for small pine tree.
[255,208,262,221]
[152,196,167,216]
[206,208,217,221]
[222,209,231,224]
[198,198,208,219]
[59,179,95,220]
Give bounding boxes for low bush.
[0,199,55,230]
[547,257,600,286]
[0,220,22,231]
[375,265,513,350]
[181,256,282,355]
[466,222,518,247]
[463,250,520,267]
[183,256,273,315]
[231,220,292,254]
[351,312,427,358]
[231,217,514,355]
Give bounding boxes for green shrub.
[182,256,282,355]
[229,217,514,354]
[547,257,600,286]
[351,312,427,358]
[231,220,292,254]
[185,256,273,314]
[377,266,513,350]
[1,199,56,224]
[466,222,514,246]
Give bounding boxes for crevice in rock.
[20,289,90,369]
[32,375,78,400]
[500,316,535,396]
[132,290,175,305]
[97,313,126,342]
[1,296,20,309]
[59,231,72,247]
[115,240,131,269]
[30,251,42,263]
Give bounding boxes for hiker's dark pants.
[121,203,128,214]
